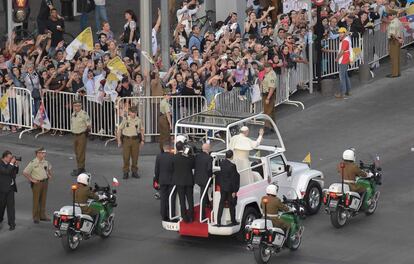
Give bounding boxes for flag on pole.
[0,92,10,122]
[303,152,312,165]
[65,27,94,60]
[34,101,51,130]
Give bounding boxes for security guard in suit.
[154,144,176,221]
[158,94,172,152]
[194,143,213,220]
[117,106,144,179]
[261,62,278,130]
[71,100,91,177]
[337,149,367,193]
[74,173,99,217]
[261,184,290,233]
[0,151,19,231]
[23,147,53,224]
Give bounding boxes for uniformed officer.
[261,62,278,131]
[117,106,145,179]
[386,10,403,78]
[74,173,100,218]
[23,148,53,224]
[261,184,290,233]
[158,94,173,152]
[71,100,91,177]
[337,149,367,193]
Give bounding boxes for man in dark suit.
[216,150,240,226]
[194,143,213,220]
[154,144,176,221]
[172,141,195,222]
[0,151,19,231]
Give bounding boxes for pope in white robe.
[229,126,264,186]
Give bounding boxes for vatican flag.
[65,27,94,60]
[107,56,129,81]
[303,152,312,165]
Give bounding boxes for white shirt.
[94,0,106,6]
[229,133,262,151]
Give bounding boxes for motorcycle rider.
[75,173,105,221]
[337,149,367,194]
[261,185,290,236]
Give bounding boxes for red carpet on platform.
[179,205,211,238]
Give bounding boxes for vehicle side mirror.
[282,195,287,202]
[286,165,292,177]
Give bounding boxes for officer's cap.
[35,147,46,154]
[129,106,138,113]
[264,62,272,68]
[72,99,82,105]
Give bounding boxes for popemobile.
[161,110,325,238]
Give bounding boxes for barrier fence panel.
[214,87,263,114]
[0,87,33,137]
[117,95,207,137]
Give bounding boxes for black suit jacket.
[218,159,240,193]
[172,152,194,186]
[0,161,18,193]
[194,152,213,186]
[154,152,174,185]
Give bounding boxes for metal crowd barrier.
[0,87,34,138]
[214,87,262,114]
[116,95,207,137]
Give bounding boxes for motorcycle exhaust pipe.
[54,231,62,238]
[246,244,254,251]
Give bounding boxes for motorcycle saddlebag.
[79,214,95,233]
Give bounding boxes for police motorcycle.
[245,186,306,264]
[323,151,382,228]
[53,174,118,252]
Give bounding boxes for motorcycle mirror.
[283,195,287,202]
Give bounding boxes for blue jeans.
[95,5,108,31]
[80,12,88,31]
[239,84,250,96]
[338,64,351,95]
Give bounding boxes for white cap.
[240,126,249,132]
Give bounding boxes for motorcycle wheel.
[330,208,347,228]
[61,232,80,252]
[253,244,271,264]
[304,181,322,215]
[289,232,302,251]
[100,216,114,238]
[365,198,377,215]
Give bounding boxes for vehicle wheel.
[253,244,271,264]
[304,181,322,215]
[61,231,80,252]
[289,231,302,251]
[330,208,347,228]
[100,215,114,238]
[237,206,259,241]
[365,199,377,216]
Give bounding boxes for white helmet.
[266,184,278,196]
[176,135,187,143]
[343,149,355,162]
[77,173,90,185]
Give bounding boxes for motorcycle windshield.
[356,151,380,169]
[90,174,111,190]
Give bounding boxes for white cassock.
[229,133,263,186]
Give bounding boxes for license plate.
[252,236,261,245]
[329,200,338,208]
[60,223,69,231]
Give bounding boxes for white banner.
[330,0,353,12]
[283,0,309,13]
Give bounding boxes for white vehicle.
[162,110,324,237]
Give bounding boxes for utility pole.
[305,0,314,93]
[140,0,152,142]
[160,0,170,71]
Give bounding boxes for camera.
[13,156,22,161]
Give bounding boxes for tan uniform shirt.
[160,99,170,115]
[260,195,289,215]
[387,17,403,40]
[71,110,91,134]
[118,116,143,136]
[336,161,367,183]
[23,158,52,181]
[262,70,278,94]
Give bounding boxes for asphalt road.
[1,62,414,263]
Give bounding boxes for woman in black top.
[121,10,139,59]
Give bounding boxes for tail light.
[245,232,250,240]
[75,218,81,230]
[329,192,338,199]
[323,194,327,204]
[53,215,59,227]
[253,229,260,235]
[215,184,221,192]
[60,215,69,222]
[268,234,273,243]
[345,194,350,207]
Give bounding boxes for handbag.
[250,78,261,104]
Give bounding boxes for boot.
[123,172,129,179]
[71,169,80,177]
[131,172,140,179]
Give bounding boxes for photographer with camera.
[23,147,53,224]
[0,151,19,231]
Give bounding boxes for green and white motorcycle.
[323,154,382,228]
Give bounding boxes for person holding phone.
[46,8,65,49]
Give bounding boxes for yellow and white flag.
[107,56,129,81]
[303,152,312,165]
[0,92,10,122]
[65,27,94,60]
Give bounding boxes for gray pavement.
[0,55,414,264]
